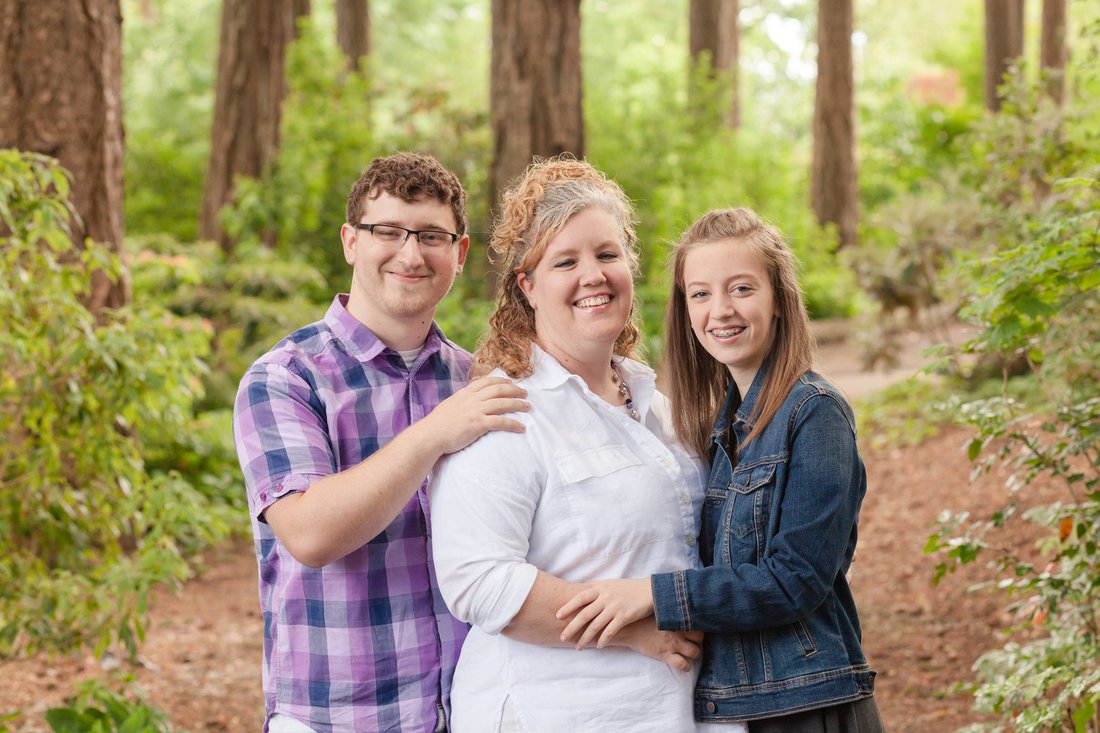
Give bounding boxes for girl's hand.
[617,619,702,672]
[556,578,654,649]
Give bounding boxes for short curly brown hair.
[472,156,642,379]
[345,152,468,234]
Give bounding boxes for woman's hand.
[556,577,654,649]
[616,618,702,672]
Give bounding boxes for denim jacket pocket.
[712,461,778,566]
[728,462,777,537]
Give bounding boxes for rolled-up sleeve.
[429,433,542,635]
[233,361,336,521]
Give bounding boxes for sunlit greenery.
[0,152,235,660]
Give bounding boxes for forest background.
[1,0,1099,731]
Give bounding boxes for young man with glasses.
[234,152,528,733]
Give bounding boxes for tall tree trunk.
[0,0,128,313]
[336,0,370,72]
[689,0,740,128]
[291,0,310,38]
[199,0,296,249]
[984,0,1025,111]
[489,0,584,212]
[1040,0,1066,103]
[811,0,858,248]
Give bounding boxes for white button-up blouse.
[430,346,716,733]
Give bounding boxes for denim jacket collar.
[710,357,772,451]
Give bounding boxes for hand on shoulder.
[417,376,530,457]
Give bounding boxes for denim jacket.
[652,363,876,722]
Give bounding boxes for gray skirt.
[747,696,885,733]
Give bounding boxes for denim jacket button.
[704,701,717,714]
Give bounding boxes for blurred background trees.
[489,0,584,213]
[0,0,128,313]
[198,0,304,248]
[689,0,741,127]
[1,0,1098,729]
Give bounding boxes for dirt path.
[2,324,1014,732]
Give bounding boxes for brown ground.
[2,324,1045,732]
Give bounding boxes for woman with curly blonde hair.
[430,158,744,733]
[471,156,642,379]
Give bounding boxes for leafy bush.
[0,151,233,659]
[45,678,186,733]
[922,62,1100,728]
[859,78,983,209]
[128,234,329,410]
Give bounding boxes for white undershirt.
[397,346,422,368]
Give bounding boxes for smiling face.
[339,191,469,349]
[682,238,778,394]
[517,206,634,372]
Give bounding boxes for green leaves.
[0,151,234,661]
[922,131,1100,733]
[45,679,185,733]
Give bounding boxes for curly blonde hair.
[472,156,642,378]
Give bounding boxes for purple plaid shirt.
[233,295,471,733]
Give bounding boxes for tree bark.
[811,0,858,248]
[689,0,740,128]
[984,0,1025,111]
[199,0,297,249]
[291,0,311,38]
[489,0,584,211]
[336,0,370,72]
[0,0,128,312]
[1039,0,1066,103]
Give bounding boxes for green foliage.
[45,678,187,733]
[920,55,1100,726]
[0,710,21,732]
[860,87,983,208]
[0,151,232,659]
[433,274,496,354]
[855,376,951,448]
[858,0,985,208]
[122,0,219,240]
[128,234,330,410]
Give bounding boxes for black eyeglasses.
[352,223,460,249]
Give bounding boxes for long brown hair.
[664,208,815,457]
[473,157,642,378]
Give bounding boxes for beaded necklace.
[609,360,640,421]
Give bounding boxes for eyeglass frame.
[351,222,461,249]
